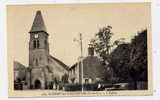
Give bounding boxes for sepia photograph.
[7,3,152,97]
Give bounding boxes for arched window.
[33,40,40,49]
[36,59,38,66]
[33,40,36,48]
[37,40,40,48]
[45,40,47,48]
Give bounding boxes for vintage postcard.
[7,3,152,97]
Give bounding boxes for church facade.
[14,11,69,90]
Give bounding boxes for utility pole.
[79,33,84,92]
[74,33,84,92]
[80,33,83,57]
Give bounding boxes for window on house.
[85,78,89,84]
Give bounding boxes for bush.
[64,83,113,91]
[64,83,82,91]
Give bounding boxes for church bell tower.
[29,10,49,67]
[28,10,49,89]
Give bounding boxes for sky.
[7,3,151,67]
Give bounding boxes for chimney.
[88,44,94,56]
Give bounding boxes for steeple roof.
[30,10,47,33]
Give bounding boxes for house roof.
[70,56,106,79]
[83,56,105,78]
[14,61,26,70]
[30,10,47,33]
[49,56,69,71]
[70,63,78,70]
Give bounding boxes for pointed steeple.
[30,10,47,33]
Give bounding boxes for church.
[14,10,107,90]
[14,10,69,89]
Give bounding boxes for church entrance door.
[34,80,41,89]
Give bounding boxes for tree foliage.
[90,26,113,62]
[129,29,148,82]
[90,26,120,83]
[90,26,148,85]
[109,43,132,82]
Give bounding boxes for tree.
[129,29,148,89]
[108,29,148,89]
[90,26,148,89]
[90,26,118,83]
[108,43,132,82]
[90,26,124,64]
[90,26,113,62]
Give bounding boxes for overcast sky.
[7,3,151,67]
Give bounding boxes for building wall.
[30,67,45,88]
[83,56,105,83]
[29,32,49,67]
[69,63,80,83]
[14,61,26,81]
[69,56,106,84]
[49,57,68,82]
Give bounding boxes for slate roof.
[30,10,47,33]
[82,56,105,79]
[70,56,106,79]
[49,55,69,71]
[14,61,26,70]
[70,63,78,70]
